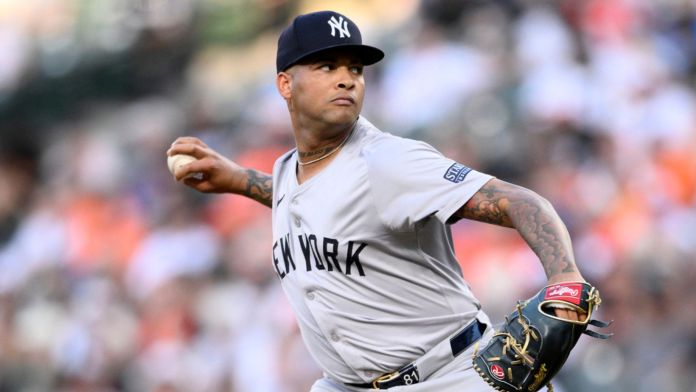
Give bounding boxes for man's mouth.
[332,96,355,105]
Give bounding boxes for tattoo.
[244,169,273,208]
[297,130,351,159]
[298,146,338,159]
[458,180,577,277]
[458,182,513,227]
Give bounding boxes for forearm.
[505,189,578,279]
[458,179,580,280]
[240,169,273,208]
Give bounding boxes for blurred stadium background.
[0,0,695,391]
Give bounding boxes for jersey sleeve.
[364,136,493,232]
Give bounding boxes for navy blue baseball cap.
[276,11,384,73]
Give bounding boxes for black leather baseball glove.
[473,282,612,392]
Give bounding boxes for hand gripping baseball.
[472,282,612,392]
[167,137,245,193]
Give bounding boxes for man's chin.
[324,109,359,126]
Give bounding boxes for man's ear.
[276,71,292,100]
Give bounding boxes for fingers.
[579,311,587,322]
[173,158,209,182]
[179,156,206,173]
[171,155,234,193]
[553,308,587,322]
[167,137,210,158]
[554,309,576,321]
[166,138,241,194]
[182,174,211,191]
[167,137,216,181]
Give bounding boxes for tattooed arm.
[455,178,581,280]
[455,178,586,320]
[167,137,273,208]
[241,169,273,207]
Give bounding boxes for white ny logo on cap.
[327,16,351,38]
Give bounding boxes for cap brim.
[280,44,384,72]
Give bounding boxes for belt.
[346,318,487,390]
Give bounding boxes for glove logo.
[545,283,582,305]
[489,364,505,380]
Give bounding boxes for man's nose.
[336,67,356,89]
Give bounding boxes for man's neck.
[292,116,357,156]
[291,116,357,184]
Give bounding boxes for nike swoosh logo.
[276,194,286,207]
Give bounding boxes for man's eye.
[320,64,333,71]
[351,66,363,74]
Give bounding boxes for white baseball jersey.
[270,116,494,385]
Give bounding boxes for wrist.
[547,271,586,285]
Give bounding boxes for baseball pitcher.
[167,11,610,392]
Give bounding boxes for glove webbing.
[479,303,554,392]
[489,303,537,367]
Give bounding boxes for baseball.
[167,154,197,176]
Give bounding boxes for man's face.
[278,49,365,126]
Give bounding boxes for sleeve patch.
[444,162,472,183]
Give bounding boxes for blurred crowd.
[0,0,695,391]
